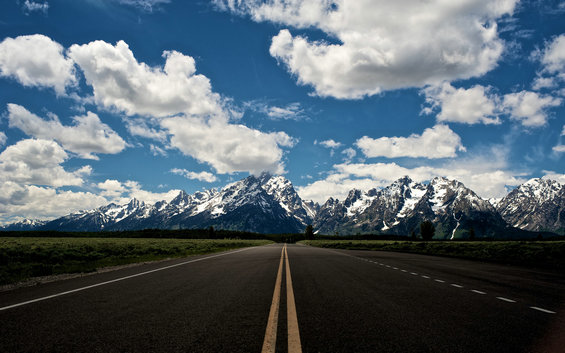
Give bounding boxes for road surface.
[1,243,564,352]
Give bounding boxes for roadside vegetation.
[299,239,565,271]
[0,237,272,285]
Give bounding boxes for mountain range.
[2,174,564,238]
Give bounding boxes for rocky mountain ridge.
[2,174,564,237]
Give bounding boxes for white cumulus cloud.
[0,139,87,187]
[423,83,562,128]
[0,182,108,224]
[356,125,466,159]
[0,34,76,95]
[218,0,517,99]
[422,83,500,125]
[502,91,562,127]
[316,139,342,149]
[7,103,126,159]
[66,38,296,173]
[97,179,180,205]
[68,40,223,118]
[0,131,6,146]
[161,116,294,175]
[540,34,565,76]
[298,144,525,203]
[171,168,218,183]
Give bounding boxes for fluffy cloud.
[423,83,562,127]
[0,34,75,95]
[540,34,565,76]
[315,139,342,156]
[22,0,49,14]
[502,91,562,127]
[0,182,108,223]
[356,125,465,159]
[422,83,500,124]
[68,40,222,117]
[298,146,525,203]
[7,104,126,159]
[171,168,218,182]
[66,38,295,173]
[161,116,294,174]
[0,131,6,146]
[218,0,517,98]
[533,34,565,93]
[316,139,342,149]
[97,179,180,204]
[0,139,88,187]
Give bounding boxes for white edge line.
[0,246,255,312]
[451,284,464,288]
[530,306,556,314]
[471,290,486,295]
[435,279,445,283]
[496,297,516,303]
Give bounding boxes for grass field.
[300,240,565,270]
[0,237,272,285]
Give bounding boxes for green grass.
[0,237,272,285]
[300,240,565,270]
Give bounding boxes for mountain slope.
[40,173,311,234]
[314,176,509,239]
[497,178,565,234]
[3,175,564,237]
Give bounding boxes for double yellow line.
[261,244,302,353]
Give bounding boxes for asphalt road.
[1,243,564,352]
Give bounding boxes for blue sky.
[0,0,564,223]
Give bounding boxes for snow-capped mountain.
[3,174,564,237]
[39,173,312,234]
[314,176,508,239]
[496,178,565,234]
[0,219,47,231]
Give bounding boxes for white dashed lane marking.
[497,297,516,303]
[354,256,557,315]
[530,307,556,314]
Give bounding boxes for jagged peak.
[522,177,562,189]
[393,175,414,185]
[430,176,465,189]
[127,198,144,209]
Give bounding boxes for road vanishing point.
[1,243,564,352]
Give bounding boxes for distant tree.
[305,224,314,240]
[469,227,476,241]
[208,226,215,238]
[420,221,435,241]
[410,230,417,241]
[537,233,543,241]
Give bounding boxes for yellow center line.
[261,245,285,353]
[285,245,302,353]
